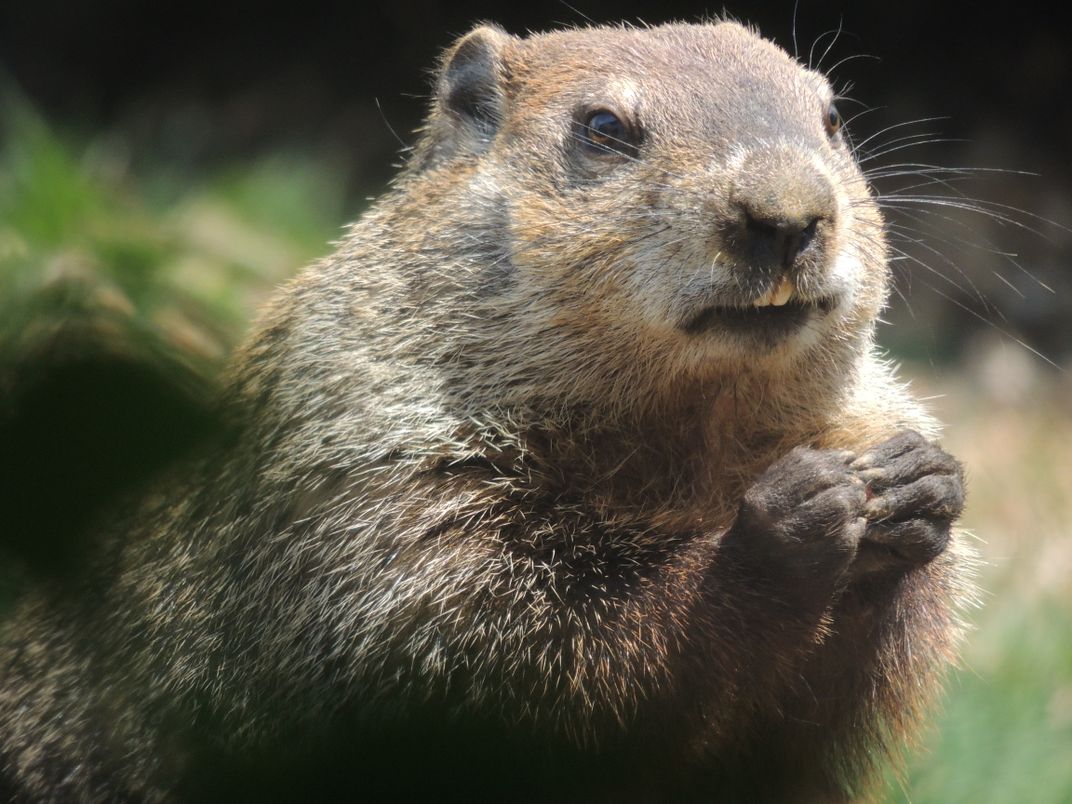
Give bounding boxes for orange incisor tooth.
[770,276,794,307]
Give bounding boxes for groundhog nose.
[737,205,821,270]
[727,146,838,272]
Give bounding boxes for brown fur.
[0,21,975,803]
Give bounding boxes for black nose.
[725,144,837,274]
[740,208,821,269]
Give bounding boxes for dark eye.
[825,103,842,136]
[581,110,635,156]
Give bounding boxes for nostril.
[798,218,819,252]
[744,214,778,239]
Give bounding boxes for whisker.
[791,0,801,60]
[882,206,1056,295]
[849,116,951,153]
[991,272,1025,300]
[879,196,1049,237]
[843,105,885,128]
[858,136,968,164]
[814,17,844,74]
[884,233,995,316]
[825,52,879,77]
[918,280,1063,371]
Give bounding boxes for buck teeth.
[753,277,795,308]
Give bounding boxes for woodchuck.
[0,21,975,803]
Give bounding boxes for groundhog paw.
[851,429,964,572]
[725,446,867,591]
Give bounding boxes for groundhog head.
[399,22,890,411]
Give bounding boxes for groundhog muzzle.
[0,21,974,803]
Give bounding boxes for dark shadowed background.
[1,1,1070,801]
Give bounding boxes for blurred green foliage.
[0,94,353,374]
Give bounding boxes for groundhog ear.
[434,25,513,154]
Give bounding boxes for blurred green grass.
[2,100,1069,803]
[885,377,1072,803]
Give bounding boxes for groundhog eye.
[825,103,842,136]
[582,110,631,154]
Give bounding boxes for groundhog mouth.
[682,295,839,338]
